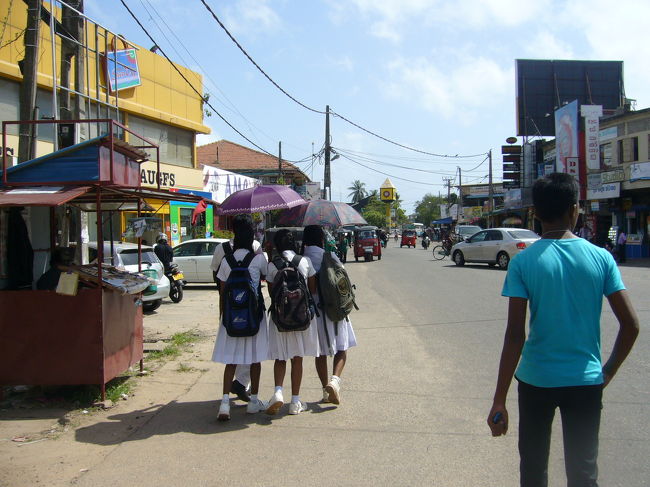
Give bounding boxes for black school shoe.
[231,380,251,402]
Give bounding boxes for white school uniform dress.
[266,250,320,360]
[211,249,270,365]
[302,245,358,356]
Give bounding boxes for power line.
[198,0,489,159]
[339,153,446,187]
[333,147,458,176]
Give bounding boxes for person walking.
[301,225,357,405]
[487,173,639,487]
[617,229,627,263]
[153,233,173,273]
[212,220,269,421]
[265,230,319,416]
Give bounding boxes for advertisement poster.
[555,100,579,174]
[581,105,603,170]
[104,49,141,92]
[202,165,259,203]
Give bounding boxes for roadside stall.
[0,120,206,399]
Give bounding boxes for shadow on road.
[75,400,337,445]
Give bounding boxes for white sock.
[274,386,283,394]
[250,394,258,402]
[222,394,229,404]
[291,395,300,404]
[331,375,341,384]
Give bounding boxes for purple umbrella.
[216,185,306,215]
[277,200,367,227]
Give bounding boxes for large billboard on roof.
[516,60,624,136]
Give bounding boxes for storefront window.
[123,214,165,246]
[600,143,612,168]
[179,208,206,242]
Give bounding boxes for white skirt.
[211,314,270,365]
[313,295,357,356]
[267,313,320,361]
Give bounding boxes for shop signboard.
[599,126,617,142]
[587,173,601,190]
[504,188,522,209]
[581,105,603,170]
[104,49,141,92]
[586,182,620,200]
[630,162,650,182]
[202,165,259,203]
[601,167,625,184]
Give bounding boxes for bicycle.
[432,238,453,260]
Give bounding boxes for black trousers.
[518,380,603,487]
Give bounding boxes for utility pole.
[18,0,42,163]
[457,167,463,222]
[324,105,331,200]
[488,149,493,228]
[443,177,453,216]
[278,141,282,182]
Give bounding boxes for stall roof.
[0,186,91,206]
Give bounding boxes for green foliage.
[213,229,234,239]
[414,193,447,226]
[348,180,367,203]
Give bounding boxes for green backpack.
[318,252,359,323]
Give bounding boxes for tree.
[348,180,367,203]
[361,192,408,228]
[414,193,446,226]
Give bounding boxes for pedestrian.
[487,173,639,487]
[301,225,357,405]
[337,232,348,263]
[265,229,319,415]
[212,219,269,421]
[617,229,627,263]
[153,233,173,273]
[210,215,265,402]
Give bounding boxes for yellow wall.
[0,3,210,136]
[140,161,206,191]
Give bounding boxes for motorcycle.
[422,236,430,250]
[166,262,185,303]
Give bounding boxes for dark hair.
[274,229,297,253]
[233,218,254,253]
[302,225,324,250]
[232,214,253,232]
[532,173,578,222]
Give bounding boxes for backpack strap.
[241,251,255,268]
[290,254,303,269]
[222,241,232,255]
[225,250,254,269]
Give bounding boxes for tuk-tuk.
[400,229,417,248]
[354,226,382,262]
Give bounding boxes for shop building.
[0,2,212,247]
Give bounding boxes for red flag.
[191,199,208,225]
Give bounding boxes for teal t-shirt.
[502,238,625,387]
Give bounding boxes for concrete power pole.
[458,167,463,222]
[18,0,42,163]
[278,141,282,182]
[488,149,493,228]
[324,105,331,200]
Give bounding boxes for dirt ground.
[0,283,221,487]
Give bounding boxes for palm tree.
[348,180,367,203]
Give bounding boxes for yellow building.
[0,2,212,245]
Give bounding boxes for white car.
[89,242,170,312]
[450,228,540,269]
[172,238,229,283]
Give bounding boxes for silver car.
[450,228,540,269]
[172,238,229,283]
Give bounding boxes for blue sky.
[86,0,650,213]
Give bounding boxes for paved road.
[73,242,649,487]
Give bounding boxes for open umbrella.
[216,185,306,215]
[277,200,367,227]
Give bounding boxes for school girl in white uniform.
[212,224,269,421]
[265,229,319,415]
[301,225,357,405]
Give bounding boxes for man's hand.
[487,404,508,437]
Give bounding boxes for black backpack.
[270,255,314,332]
[222,252,261,337]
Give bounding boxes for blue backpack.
[222,252,261,337]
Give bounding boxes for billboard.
[104,49,142,92]
[555,100,578,175]
[516,60,624,136]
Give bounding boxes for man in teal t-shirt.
[487,173,639,487]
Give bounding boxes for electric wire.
[198,0,489,159]
[120,0,313,165]
[339,153,446,187]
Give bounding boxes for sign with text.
[581,105,603,170]
[202,165,259,203]
[104,49,141,92]
[630,162,650,182]
[586,182,620,200]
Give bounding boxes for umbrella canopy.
[216,185,305,215]
[277,200,367,227]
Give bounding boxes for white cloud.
[385,55,513,122]
[525,31,575,59]
[223,0,282,36]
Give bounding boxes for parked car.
[450,228,540,269]
[453,225,483,241]
[89,242,170,312]
[172,238,229,283]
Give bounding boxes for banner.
[555,100,579,174]
[202,165,259,203]
[581,105,603,170]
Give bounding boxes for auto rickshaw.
[400,229,417,248]
[353,226,382,262]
